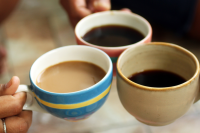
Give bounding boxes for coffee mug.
[116,42,200,126]
[75,11,152,74]
[16,45,113,121]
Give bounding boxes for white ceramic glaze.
[30,45,111,85]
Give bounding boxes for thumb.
[120,8,132,13]
[0,76,20,96]
[89,0,111,12]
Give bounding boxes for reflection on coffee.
[36,61,106,93]
[128,70,186,87]
[82,25,144,47]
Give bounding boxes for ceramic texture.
[3,0,200,132]
[116,42,200,126]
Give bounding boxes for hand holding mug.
[60,0,111,27]
[0,76,32,133]
[15,45,113,121]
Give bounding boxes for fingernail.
[93,0,111,10]
[120,8,132,13]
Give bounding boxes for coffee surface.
[128,70,186,87]
[82,25,144,47]
[36,61,106,93]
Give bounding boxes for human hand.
[0,76,32,133]
[60,0,111,27]
[120,8,132,13]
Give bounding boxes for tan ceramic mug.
[116,42,200,126]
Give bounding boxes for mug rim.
[117,42,200,91]
[29,45,113,95]
[75,10,152,50]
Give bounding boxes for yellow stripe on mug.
[33,85,111,109]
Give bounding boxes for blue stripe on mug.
[32,84,111,109]
[36,93,109,118]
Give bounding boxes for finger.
[68,16,82,28]
[120,8,132,13]
[0,111,32,133]
[17,111,32,130]
[89,0,111,12]
[0,92,26,118]
[0,76,20,96]
[73,0,92,18]
[60,0,91,27]
[0,119,4,133]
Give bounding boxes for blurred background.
[0,0,200,133]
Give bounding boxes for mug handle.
[16,85,48,113]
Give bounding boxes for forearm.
[0,0,20,24]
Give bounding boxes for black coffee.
[82,25,144,47]
[128,70,186,87]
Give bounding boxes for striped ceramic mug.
[16,45,113,121]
